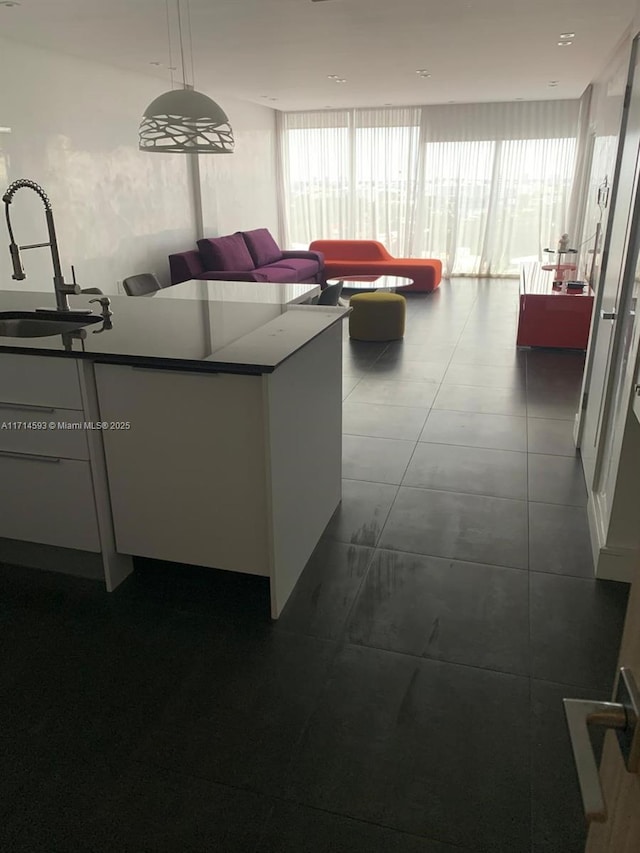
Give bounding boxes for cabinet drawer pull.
[0,450,61,464]
[0,401,55,413]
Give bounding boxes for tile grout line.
[277,540,381,786]
[363,287,479,553]
[364,539,527,574]
[525,347,535,853]
[325,530,603,582]
[343,288,476,653]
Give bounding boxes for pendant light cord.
[177,0,187,89]
[165,0,174,90]
[187,0,195,89]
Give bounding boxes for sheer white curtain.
[279,110,351,243]
[352,109,421,256]
[279,100,583,276]
[480,136,577,275]
[279,108,421,254]
[412,139,495,274]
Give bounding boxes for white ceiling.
[0,0,637,111]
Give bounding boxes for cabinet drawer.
[0,354,83,410]
[0,453,100,551]
[0,405,89,459]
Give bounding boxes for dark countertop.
[0,281,349,375]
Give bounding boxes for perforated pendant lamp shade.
[139,88,234,153]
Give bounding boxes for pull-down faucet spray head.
[7,239,25,280]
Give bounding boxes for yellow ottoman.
[349,292,406,341]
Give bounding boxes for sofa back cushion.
[242,228,283,267]
[198,234,255,272]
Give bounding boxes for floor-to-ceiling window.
[278,100,581,277]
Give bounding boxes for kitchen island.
[0,280,348,618]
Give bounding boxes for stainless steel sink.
[0,311,102,337]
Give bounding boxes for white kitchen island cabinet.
[0,281,348,618]
[94,320,343,618]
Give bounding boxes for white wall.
[0,38,196,294]
[199,97,280,242]
[0,38,281,295]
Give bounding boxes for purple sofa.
[168,228,325,286]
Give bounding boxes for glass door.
[579,36,640,490]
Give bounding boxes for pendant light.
[139,0,234,154]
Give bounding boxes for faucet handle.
[89,297,113,333]
[66,264,82,295]
[89,296,112,316]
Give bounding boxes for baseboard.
[587,494,637,583]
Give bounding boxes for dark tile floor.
[0,279,630,852]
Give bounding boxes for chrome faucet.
[2,179,83,313]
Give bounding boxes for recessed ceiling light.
[549,81,559,87]
[0,2,21,7]
[416,69,431,78]
[269,98,278,101]
[515,97,524,101]
[335,78,347,83]
[149,61,162,66]
[559,32,575,39]
[558,41,573,46]
[327,75,339,79]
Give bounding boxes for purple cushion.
[169,250,205,284]
[242,229,283,267]
[274,257,319,280]
[258,263,299,283]
[197,234,255,272]
[197,270,269,282]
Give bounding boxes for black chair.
[122,273,162,296]
[317,281,343,306]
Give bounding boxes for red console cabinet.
[517,263,594,349]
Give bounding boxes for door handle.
[564,667,640,823]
